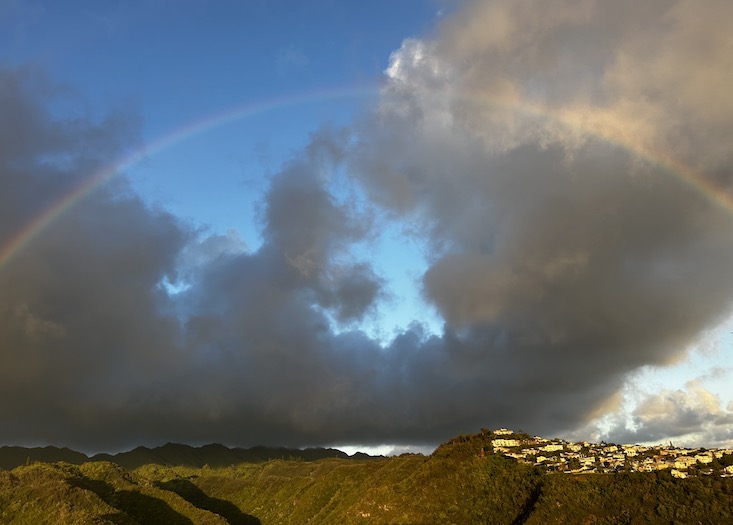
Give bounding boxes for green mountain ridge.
[0,442,362,471]
[2,429,733,524]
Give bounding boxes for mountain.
[91,443,354,470]
[0,442,362,471]
[0,445,89,470]
[2,429,733,524]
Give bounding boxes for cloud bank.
[1,0,733,451]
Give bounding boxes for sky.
[1,0,733,455]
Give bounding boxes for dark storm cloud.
[0,69,388,449]
[0,65,190,448]
[2,0,733,452]
[347,0,733,440]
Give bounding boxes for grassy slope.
[0,461,232,524]
[525,471,733,525]
[139,453,542,525]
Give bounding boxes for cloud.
[601,380,733,448]
[2,0,733,452]
[0,72,388,449]
[348,0,733,440]
[0,65,191,448]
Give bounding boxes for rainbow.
[462,91,733,219]
[0,85,379,271]
[539,105,733,218]
[1,89,731,271]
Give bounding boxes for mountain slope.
[3,430,733,524]
[0,461,239,524]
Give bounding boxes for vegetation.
[2,431,733,524]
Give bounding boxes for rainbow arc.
[1,90,731,271]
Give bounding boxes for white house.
[493,438,521,447]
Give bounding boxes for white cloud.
[604,379,733,448]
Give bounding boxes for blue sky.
[1,0,439,237]
[1,0,733,453]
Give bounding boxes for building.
[493,438,521,447]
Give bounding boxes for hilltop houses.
[482,428,733,478]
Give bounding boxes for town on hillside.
[482,428,733,479]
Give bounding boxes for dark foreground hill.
[2,431,733,524]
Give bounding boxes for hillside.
[2,430,733,524]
